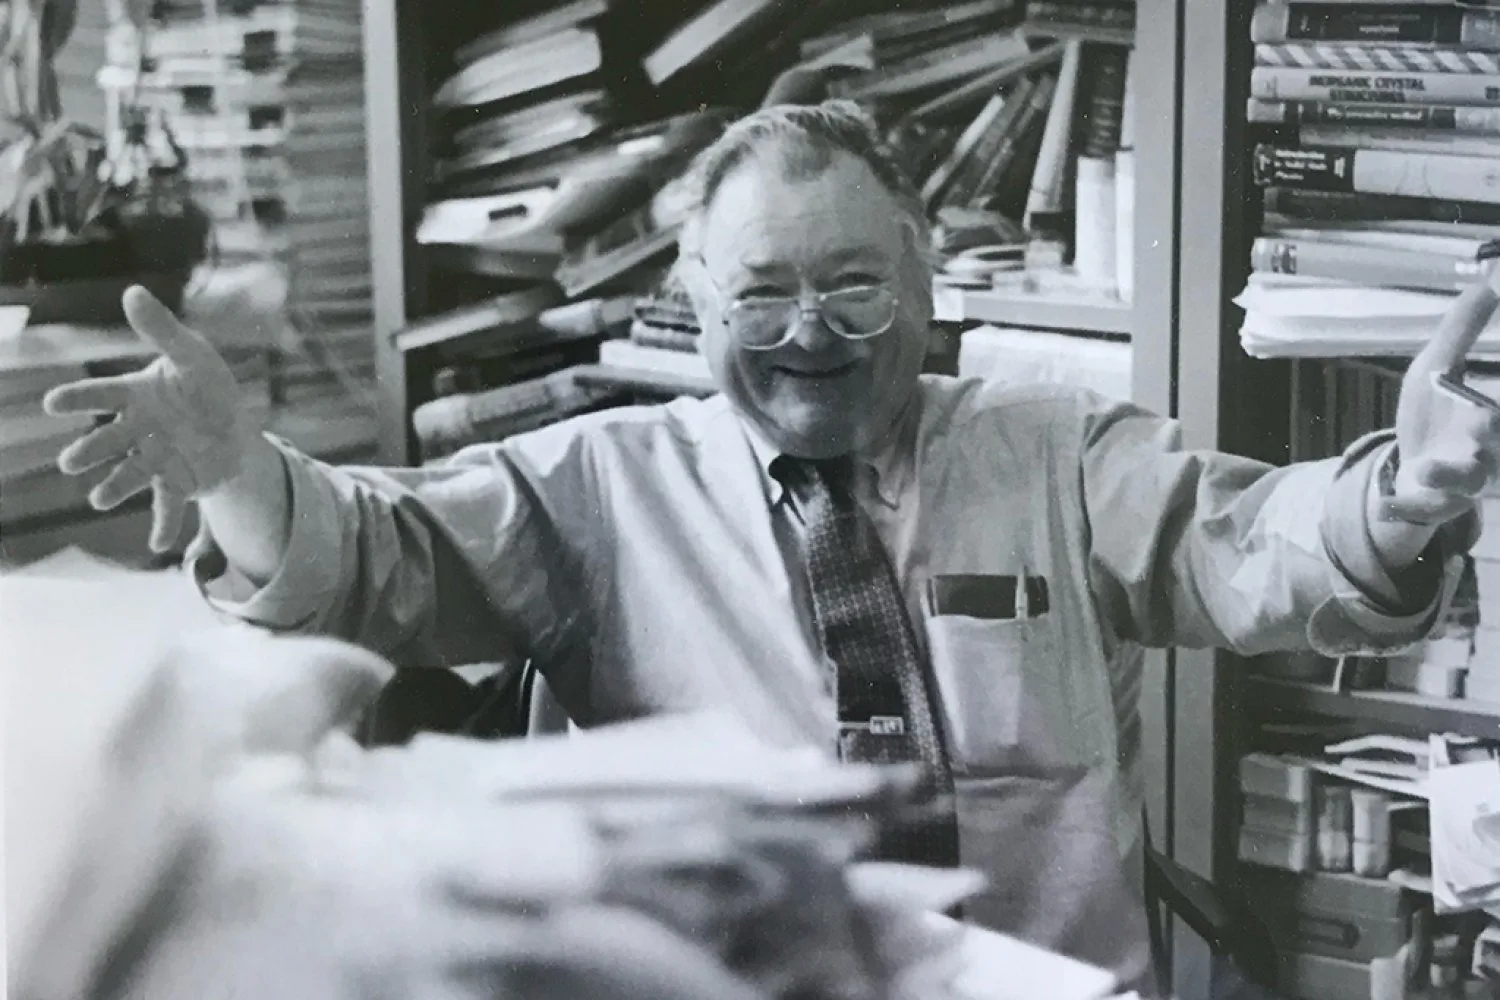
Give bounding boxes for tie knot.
[772,454,854,494]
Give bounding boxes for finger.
[148,479,187,553]
[122,284,215,367]
[42,372,139,415]
[89,455,154,510]
[1418,458,1489,498]
[57,417,136,474]
[1382,485,1468,527]
[1410,281,1500,380]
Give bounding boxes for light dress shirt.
[189,375,1464,995]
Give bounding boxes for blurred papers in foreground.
[4,552,1125,1000]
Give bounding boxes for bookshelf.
[933,283,1133,335]
[1176,1,1500,997]
[1250,677,1500,743]
[362,1,1178,463]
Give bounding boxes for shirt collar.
[738,392,921,510]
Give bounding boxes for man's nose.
[787,306,840,351]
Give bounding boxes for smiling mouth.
[774,361,859,379]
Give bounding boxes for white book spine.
[1073,156,1117,293]
[1114,150,1135,305]
[1251,67,1500,106]
[1023,38,1082,230]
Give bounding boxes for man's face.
[686,150,933,460]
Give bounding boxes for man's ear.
[899,220,936,324]
[672,253,717,331]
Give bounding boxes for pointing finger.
[58,417,136,474]
[122,285,213,367]
[43,372,139,415]
[1410,280,1500,379]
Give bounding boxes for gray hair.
[675,100,933,260]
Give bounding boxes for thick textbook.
[1248,97,1500,132]
[1252,144,1500,204]
[1251,2,1500,49]
[1250,67,1500,105]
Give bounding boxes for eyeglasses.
[688,256,901,352]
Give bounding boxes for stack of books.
[908,14,1135,305]
[596,276,712,385]
[101,0,375,455]
[1236,1,1500,359]
[404,0,1144,442]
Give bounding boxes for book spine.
[1114,148,1135,303]
[1026,1,1134,29]
[1255,42,1500,73]
[412,379,558,457]
[1250,236,1482,291]
[1024,39,1083,228]
[920,93,1008,206]
[1252,144,1500,203]
[1074,155,1117,291]
[1251,2,1500,49]
[967,73,1058,209]
[629,326,700,353]
[1251,67,1500,105]
[1080,44,1129,156]
[939,77,1037,208]
[1248,97,1500,132]
[1299,124,1500,155]
[1263,185,1500,225]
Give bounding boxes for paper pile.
[1235,274,1500,360]
[5,550,1131,1000]
[1431,758,1500,914]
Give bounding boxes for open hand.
[1388,265,1500,526]
[42,286,256,552]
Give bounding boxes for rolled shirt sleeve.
[1312,430,1477,656]
[1080,399,1470,659]
[184,427,600,672]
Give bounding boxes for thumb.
[122,285,214,367]
[1408,280,1500,381]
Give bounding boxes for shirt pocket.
[924,612,1100,775]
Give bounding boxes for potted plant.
[0,0,208,325]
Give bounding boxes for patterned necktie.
[774,456,960,869]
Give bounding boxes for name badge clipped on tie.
[840,716,907,737]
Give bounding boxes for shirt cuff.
[1310,431,1472,656]
[186,435,344,631]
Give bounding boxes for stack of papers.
[1431,759,1500,914]
[1235,274,1500,360]
[4,549,1124,1000]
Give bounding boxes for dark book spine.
[1251,98,1458,129]
[1254,3,1500,47]
[1263,186,1500,225]
[1252,143,1358,190]
[1079,43,1129,157]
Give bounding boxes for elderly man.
[45,101,1500,995]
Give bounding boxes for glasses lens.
[727,300,799,349]
[823,286,896,338]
